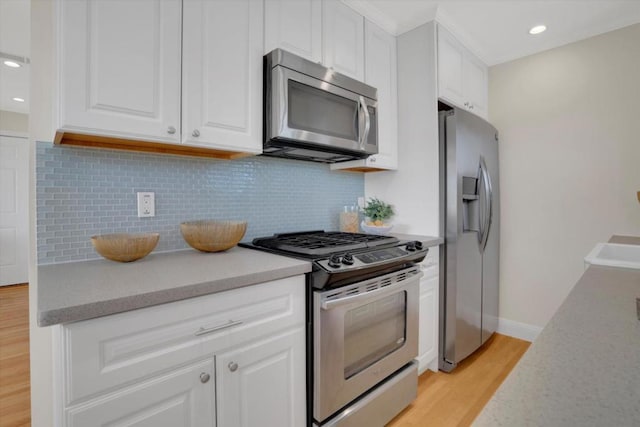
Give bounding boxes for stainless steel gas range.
[240,231,427,426]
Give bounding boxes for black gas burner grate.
[251,231,398,257]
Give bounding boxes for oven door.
[313,266,421,423]
[269,65,378,155]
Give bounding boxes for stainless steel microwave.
[263,49,378,163]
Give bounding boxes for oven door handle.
[321,271,423,310]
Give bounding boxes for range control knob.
[342,253,354,265]
[328,254,342,268]
[405,242,416,252]
[414,241,424,250]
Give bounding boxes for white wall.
[490,23,640,328]
[29,0,56,425]
[0,110,28,133]
[366,22,440,237]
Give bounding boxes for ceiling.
[347,0,640,65]
[0,0,29,114]
[2,0,640,115]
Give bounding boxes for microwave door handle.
[357,96,365,148]
[361,97,371,148]
[358,96,371,150]
[277,71,288,134]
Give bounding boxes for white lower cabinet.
[56,275,305,427]
[417,247,440,374]
[65,359,215,427]
[216,328,306,427]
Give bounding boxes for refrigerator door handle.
[478,156,493,252]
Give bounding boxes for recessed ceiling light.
[3,60,21,68]
[529,25,547,35]
[12,97,25,102]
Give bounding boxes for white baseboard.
[497,317,543,342]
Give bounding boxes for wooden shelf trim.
[54,131,257,160]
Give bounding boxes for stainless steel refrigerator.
[438,105,500,372]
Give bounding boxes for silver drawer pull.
[228,362,238,372]
[195,319,243,336]
[200,372,210,383]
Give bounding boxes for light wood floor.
[0,284,31,427]
[389,333,530,427]
[0,285,528,427]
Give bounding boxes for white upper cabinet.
[463,53,488,118]
[332,18,398,172]
[322,0,364,81]
[57,0,263,157]
[437,25,488,119]
[264,0,322,63]
[436,27,465,107]
[182,0,263,154]
[58,0,182,143]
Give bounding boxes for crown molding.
[341,0,398,35]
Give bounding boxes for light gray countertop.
[390,233,443,247]
[38,247,311,327]
[473,235,640,426]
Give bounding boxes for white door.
[463,53,488,119]
[264,0,322,62]
[364,20,397,170]
[216,328,306,427]
[181,0,263,154]
[0,135,28,286]
[65,359,215,427]
[437,25,465,107]
[418,275,439,373]
[58,0,182,143]
[322,0,364,81]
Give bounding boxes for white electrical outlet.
[137,192,155,218]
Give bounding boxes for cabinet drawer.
[61,275,304,405]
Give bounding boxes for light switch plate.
[137,192,155,218]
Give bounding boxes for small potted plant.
[361,197,394,235]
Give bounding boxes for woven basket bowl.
[180,220,247,252]
[91,233,160,262]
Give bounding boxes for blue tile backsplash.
[36,143,364,264]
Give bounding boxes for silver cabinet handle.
[228,362,238,372]
[194,319,243,336]
[464,102,469,107]
[192,129,200,137]
[167,126,176,134]
[369,156,376,163]
[469,104,475,110]
[200,372,210,383]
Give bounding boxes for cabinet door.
[436,26,465,108]
[58,0,181,143]
[264,0,322,63]
[330,19,397,172]
[363,20,397,170]
[182,0,263,154]
[216,328,306,427]
[418,276,439,374]
[65,359,215,427]
[463,53,488,119]
[322,0,364,80]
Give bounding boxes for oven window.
[343,291,407,379]
[288,80,358,141]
